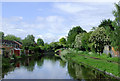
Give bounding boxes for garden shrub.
[21,54,26,58]
[12,54,17,60]
[108,53,112,58]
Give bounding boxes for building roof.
[0,40,22,45]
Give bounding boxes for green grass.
[28,54,32,56]
[16,56,21,59]
[69,49,119,63]
[67,53,119,77]
[61,49,120,77]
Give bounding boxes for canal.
[2,54,119,80]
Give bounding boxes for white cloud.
[2,2,116,43]
[36,33,55,43]
[4,16,23,22]
[2,16,68,43]
[36,16,44,21]
[36,16,67,34]
[54,3,98,14]
[54,2,115,31]
[46,16,64,22]
[37,34,44,40]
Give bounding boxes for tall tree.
[81,32,92,51]
[74,33,84,50]
[4,34,21,42]
[89,27,110,53]
[22,35,35,49]
[74,32,91,51]
[37,38,44,46]
[0,31,4,40]
[113,2,120,26]
[106,2,120,50]
[98,19,114,31]
[67,26,86,47]
[44,43,50,51]
[59,37,66,45]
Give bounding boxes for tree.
[22,35,35,50]
[74,32,91,51]
[98,19,114,30]
[113,2,120,26]
[49,42,63,50]
[108,2,120,50]
[59,37,66,44]
[74,33,84,50]
[89,27,110,53]
[37,38,44,46]
[44,43,50,51]
[0,31,4,40]
[4,34,21,42]
[67,26,86,47]
[81,32,92,51]
[91,27,97,31]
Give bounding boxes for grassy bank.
[76,51,118,63]
[61,49,120,78]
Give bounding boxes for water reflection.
[67,61,118,81]
[2,55,120,80]
[2,55,70,79]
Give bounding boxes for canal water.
[2,55,119,80]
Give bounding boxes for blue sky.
[1,2,118,43]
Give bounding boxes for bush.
[21,54,26,58]
[2,57,10,68]
[12,54,17,60]
[108,53,112,58]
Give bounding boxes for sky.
[1,1,119,43]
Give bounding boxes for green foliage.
[49,42,63,50]
[89,27,110,53]
[22,35,35,50]
[107,2,120,50]
[113,2,120,26]
[0,31,4,39]
[39,45,44,50]
[67,26,86,47]
[74,32,92,51]
[21,54,26,58]
[98,19,113,30]
[74,33,84,50]
[44,43,51,51]
[81,33,90,51]
[2,57,10,69]
[29,46,35,51]
[64,49,118,63]
[63,49,119,77]
[59,37,66,45]
[4,34,21,42]
[29,46,42,53]
[108,53,112,58]
[12,54,17,60]
[37,38,44,46]
[34,46,41,53]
